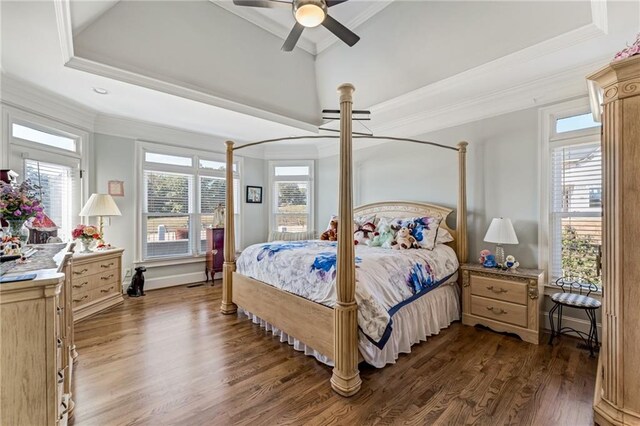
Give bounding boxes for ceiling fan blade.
[232,0,291,9]
[321,14,360,47]
[326,0,349,7]
[282,22,304,51]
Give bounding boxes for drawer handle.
[101,274,114,281]
[486,306,507,315]
[100,286,114,293]
[57,370,64,383]
[101,262,114,268]
[73,268,89,275]
[57,338,63,349]
[73,295,88,302]
[73,281,89,289]
[56,306,63,315]
[486,285,508,294]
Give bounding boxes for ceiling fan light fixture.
[294,0,326,28]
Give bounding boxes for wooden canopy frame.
[220,83,469,396]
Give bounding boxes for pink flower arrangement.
[614,33,640,61]
[0,180,45,222]
[71,224,101,242]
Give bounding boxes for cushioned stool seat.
[551,292,601,309]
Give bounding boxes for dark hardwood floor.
[70,283,597,426]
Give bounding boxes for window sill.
[542,283,602,299]
[134,255,206,268]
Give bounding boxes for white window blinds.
[550,141,602,284]
[24,159,78,242]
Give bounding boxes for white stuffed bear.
[391,226,418,250]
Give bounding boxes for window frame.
[135,141,242,264]
[268,160,314,235]
[4,106,89,241]
[538,98,602,288]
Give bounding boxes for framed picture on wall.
[246,186,262,204]
[108,180,125,197]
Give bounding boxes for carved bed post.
[220,141,237,315]
[457,141,469,264]
[331,83,362,397]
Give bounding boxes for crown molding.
[53,0,75,63]
[0,72,97,131]
[211,1,317,55]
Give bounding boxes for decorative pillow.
[391,216,442,250]
[435,228,454,245]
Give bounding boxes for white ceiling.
[1,0,640,156]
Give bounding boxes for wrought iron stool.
[548,277,601,357]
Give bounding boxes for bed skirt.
[241,280,461,368]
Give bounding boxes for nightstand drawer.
[471,295,527,328]
[470,274,527,305]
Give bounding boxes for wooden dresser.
[72,249,124,322]
[0,271,70,425]
[461,264,544,344]
[205,228,224,282]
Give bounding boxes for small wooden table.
[460,263,544,344]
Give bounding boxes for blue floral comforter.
[236,240,459,348]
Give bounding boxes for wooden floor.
[71,283,597,426]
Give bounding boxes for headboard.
[354,201,457,253]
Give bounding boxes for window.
[23,159,78,242]
[12,122,77,152]
[140,144,240,261]
[545,108,602,285]
[8,113,84,244]
[269,161,314,233]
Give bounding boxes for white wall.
[93,133,268,289]
[317,107,540,268]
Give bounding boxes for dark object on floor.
[549,276,601,357]
[127,266,146,297]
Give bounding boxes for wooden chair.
[548,277,601,357]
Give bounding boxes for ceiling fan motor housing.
[293,0,327,27]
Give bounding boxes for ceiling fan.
[232,0,360,52]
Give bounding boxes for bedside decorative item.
[505,255,519,270]
[482,254,497,268]
[79,193,122,243]
[211,203,225,228]
[483,217,519,266]
[108,180,125,197]
[479,249,492,264]
[246,186,262,204]
[71,224,101,253]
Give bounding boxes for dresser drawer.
[93,281,119,299]
[470,274,527,305]
[470,295,527,328]
[72,257,119,279]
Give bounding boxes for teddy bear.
[320,219,338,241]
[479,249,492,264]
[391,226,419,250]
[368,220,395,248]
[353,222,376,245]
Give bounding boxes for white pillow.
[436,228,454,244]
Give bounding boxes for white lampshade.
[484,217,519,245]
[79,194,122,217]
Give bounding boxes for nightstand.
[461,263,544,344]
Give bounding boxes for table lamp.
[79,194,122,241]
[483,217,518,265]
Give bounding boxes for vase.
[79,239,93,253]
[6,219,29,246]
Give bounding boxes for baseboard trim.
[542,310,602,338]
[144,271,208,291]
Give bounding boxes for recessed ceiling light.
[93,87,109,95]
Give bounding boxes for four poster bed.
[220,84,469,396]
